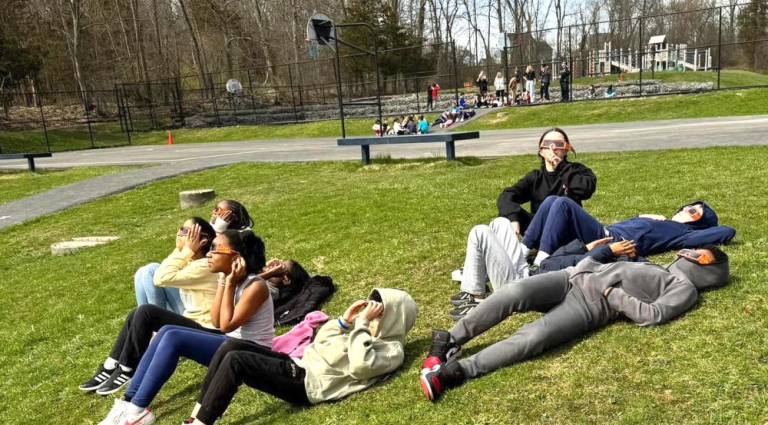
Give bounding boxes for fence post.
[82,90,95,148]
[288,64,299,123]
[38,95,51,153]
[175,78,185,128]
[503,35,509,96]
[452,41,459,105]
[717,6,722,90]
[416,78,421,114]
[638,14,644,97]
[212,96,221,126]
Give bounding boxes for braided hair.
[220,229,266,274]
[222,200,255,230]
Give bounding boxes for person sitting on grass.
[372,119,383,136]
[178,288,418,425]
[79,227,266,397]
[405,115,417,134]
[420,246,730,402]
[522,196,736,266]
[133,218,217,317]
[209,200,254,234]
[392,118,403,135]
[450,128,596,307]
[96,229,278,425]
[448,212,642,320]
[418,115,429,134]
[605,84,616,98]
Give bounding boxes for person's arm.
[496,172,536,222]
[604,276,698,326]
[346,305,404,380]
[559,162,597,201]
[213,257,269,333]
[681,226,737,248]
[154,224,214,289]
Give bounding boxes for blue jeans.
[522,196,606,254]
[125,325,229,408]
[134,263,185,315]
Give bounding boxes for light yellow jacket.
[300,288,418,404]
[153,247,218,328]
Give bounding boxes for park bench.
[337,131,480,165]
[0,152,52,172]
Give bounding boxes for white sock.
[190,403,201,419]
[533,250,550,266]
[126,403,144,417]
[103,357,118,370]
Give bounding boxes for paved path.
[2,115,768,230]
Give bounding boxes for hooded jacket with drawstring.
[299,288,418,404]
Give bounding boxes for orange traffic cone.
[167,130,174,145]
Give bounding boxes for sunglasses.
[539,140,570,151]
[683,206,702,221]
[677,248,715,265]
[209,246,240,256]
[177,227,190,236]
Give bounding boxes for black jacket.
[535,239,645,275]
[273,275,336,326]
[496,160,596,223]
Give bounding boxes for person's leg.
[487,217,529,285]
[118,304,217,369]
[538,197,605,255]
[164,287,185,315]
[522,195,560,249]
[450,270,570,346]
[196,346,308,424]
[125,326,228,408]
[459,223,522,295]
[133,263,160,307]
[458,287,593,379]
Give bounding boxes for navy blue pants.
[522,196,606,254]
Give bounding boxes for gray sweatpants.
[460,217,529,295]
[450,270,598,379]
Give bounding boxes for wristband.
[338,317,350,330]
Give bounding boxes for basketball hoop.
[306,13,336,53]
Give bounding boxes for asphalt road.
[2,115,768,169]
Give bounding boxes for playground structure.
[587,35,712,76]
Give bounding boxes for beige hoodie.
[300,288,418,404]
[153,247,218,328]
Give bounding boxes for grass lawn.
[461,88,768,131]
[0,146,766,424]
[573,69,768,88]
[0,167,129,205]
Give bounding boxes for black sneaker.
[78,365,115,392]
[449,291,486,306]
[426,330,462,363]
[95,367,134,396]
[419,359,465,402]
[449,301,479,321]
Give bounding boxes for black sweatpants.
[540,83,550,100]
[196,338,309,424]
[109,304,221,369]
[560,82,570,102]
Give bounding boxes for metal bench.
[0,152,53,172]
[337,131,480,165]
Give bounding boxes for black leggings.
[109,304,220,369]
[197,338,309,424]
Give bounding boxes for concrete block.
[179,189,216,209]
[51,236,120,256]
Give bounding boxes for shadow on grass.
[152,381,200,411]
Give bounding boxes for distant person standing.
[476,71,489,99]
[432,82,441,108]
[540,65,551,101]
[426,83,434,111]
[524,65,537,104]
[494,72,506,104]
[560,62,571,102]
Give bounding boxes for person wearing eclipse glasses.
[522,197,736,266]
[421,245,730,402]
[450,128,596,306]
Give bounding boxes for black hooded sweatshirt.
[496,160,596,227]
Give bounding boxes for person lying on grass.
[179,288,418,425]
[79,228,267,398]
[133,217,217,316]
[522,196,736,266]
[448,214,641,320]
[95,229,285,425]
[420,246,730,402]
[209,199,254,233]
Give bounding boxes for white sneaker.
[450,268,463,282]
[124,408,156,425]
[98,399,128,425]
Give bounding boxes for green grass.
[1,146,766,424]
[0,167,129,205]
[462,88,768,131]
[573,69,768,88]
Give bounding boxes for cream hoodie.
[153,247,218,328]
[300,288,418,404]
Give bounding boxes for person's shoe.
[450,291,485,306]
[79,365,115,392]
[449,301,479,321]
[124,408,156,425]
[450,268,463,282]
[419,359,465,402]
[425,330,462,364]
[98,399,128,425]
[96,368,134,396]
